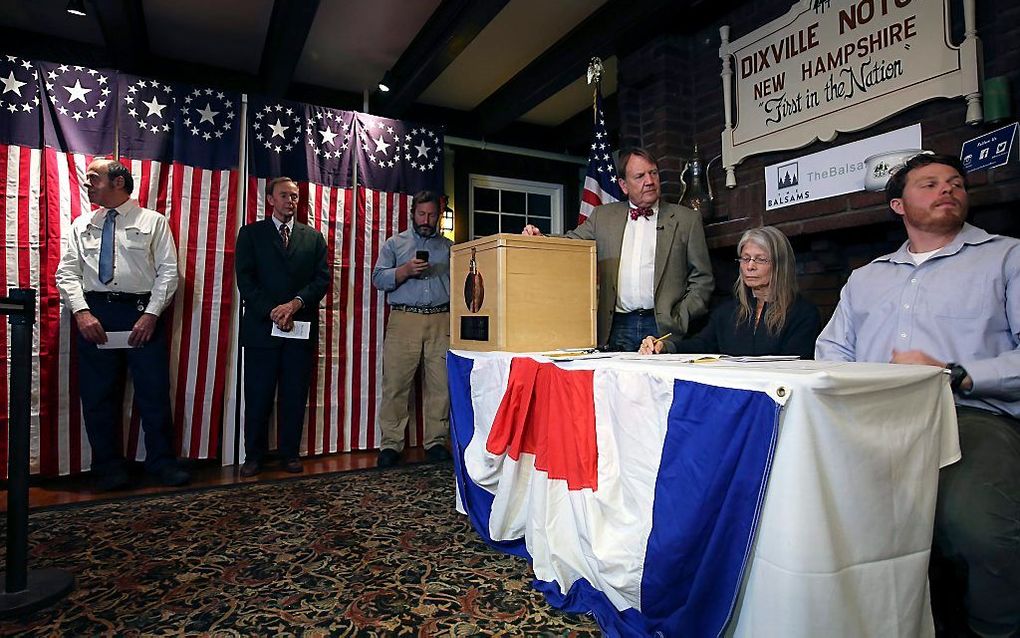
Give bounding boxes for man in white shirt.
[524,148,714,350]
[55,158,188,491]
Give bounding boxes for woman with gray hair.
[639,225,820,358]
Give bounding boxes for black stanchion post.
[5,289,31,594]
[0,288,74,617]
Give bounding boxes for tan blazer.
[566,201,714,346]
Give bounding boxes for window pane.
[532,217,552,235]
[501,214,526,235]
[475,187,499,212]
[502,190,526,214]
[528,193,551,217]
[474,212,499,238]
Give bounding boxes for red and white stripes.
[0,145,43,473]
[124,158,240,462]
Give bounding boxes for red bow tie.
[630,207,654,220]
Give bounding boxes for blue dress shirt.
[371,227,452,308]
[816,223,1020,418]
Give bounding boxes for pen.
[652,332,672,344]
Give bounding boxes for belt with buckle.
[616,308,655,317]
[85,291,152,306]
[391,303,449,315]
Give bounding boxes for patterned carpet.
[0,463,599,636]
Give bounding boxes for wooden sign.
[719,0,981,187]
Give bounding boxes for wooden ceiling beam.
[91,0,150,73]
[258,0,321,98]
[471,0,684,135]
[378,0,510,116]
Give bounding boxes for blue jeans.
[607,311,659,352]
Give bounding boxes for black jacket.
[235,218,329,348]
[664,295,821,359]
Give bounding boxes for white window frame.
[468,174,563,239]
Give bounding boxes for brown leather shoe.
[239,460,260,477]
[283,457,303,473]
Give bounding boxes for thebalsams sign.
[719,0,981,187]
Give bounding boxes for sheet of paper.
[97,331,135,349]
[538,348,600,358]
[542,353,618,362]
[616,353,723,363]
[271,320,311,340]
[725,355,801,363]
[617,353,801,364]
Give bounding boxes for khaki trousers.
[378,309,450,451]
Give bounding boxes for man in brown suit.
[524,147,714,350]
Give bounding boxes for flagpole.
[224,93,250,467]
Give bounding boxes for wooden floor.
[0,448,426,511]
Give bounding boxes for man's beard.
[416,224,435,236]
[905,201,966,234]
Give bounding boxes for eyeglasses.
[735,256,770,265]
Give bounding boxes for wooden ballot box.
[450,233,596,352]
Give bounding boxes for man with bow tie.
[235,176,329,477]
[524,147,714,351]
[56,158,189,491]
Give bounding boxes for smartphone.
[416,250,429,262]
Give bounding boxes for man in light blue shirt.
[816,153,1019,637]
[372,191,453,468]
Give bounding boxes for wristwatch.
[946,362,968,392]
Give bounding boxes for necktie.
[630,207,654,220]
[280,224,290,250]
[99,209,117,284]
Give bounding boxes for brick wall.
[618,0,1020,324]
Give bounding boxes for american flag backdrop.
[238,97,368,461]
[0,55,45,475]
[117,74,242,463]
[38,60,118,476]
[0,54,447,476]
[578,89,623,225]
[355,112,445,451]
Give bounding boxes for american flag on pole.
[238,97,362,460]
[578,90,623,225]
[117,74,242,464]
[38,61,118,476]
[355,112,444,450]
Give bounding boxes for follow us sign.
[961,122,1017,172]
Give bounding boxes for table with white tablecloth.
[447,352,960,637]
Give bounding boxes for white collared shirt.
[55,199,179,315]
[271,215,294,236]
[615,203,658,312]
